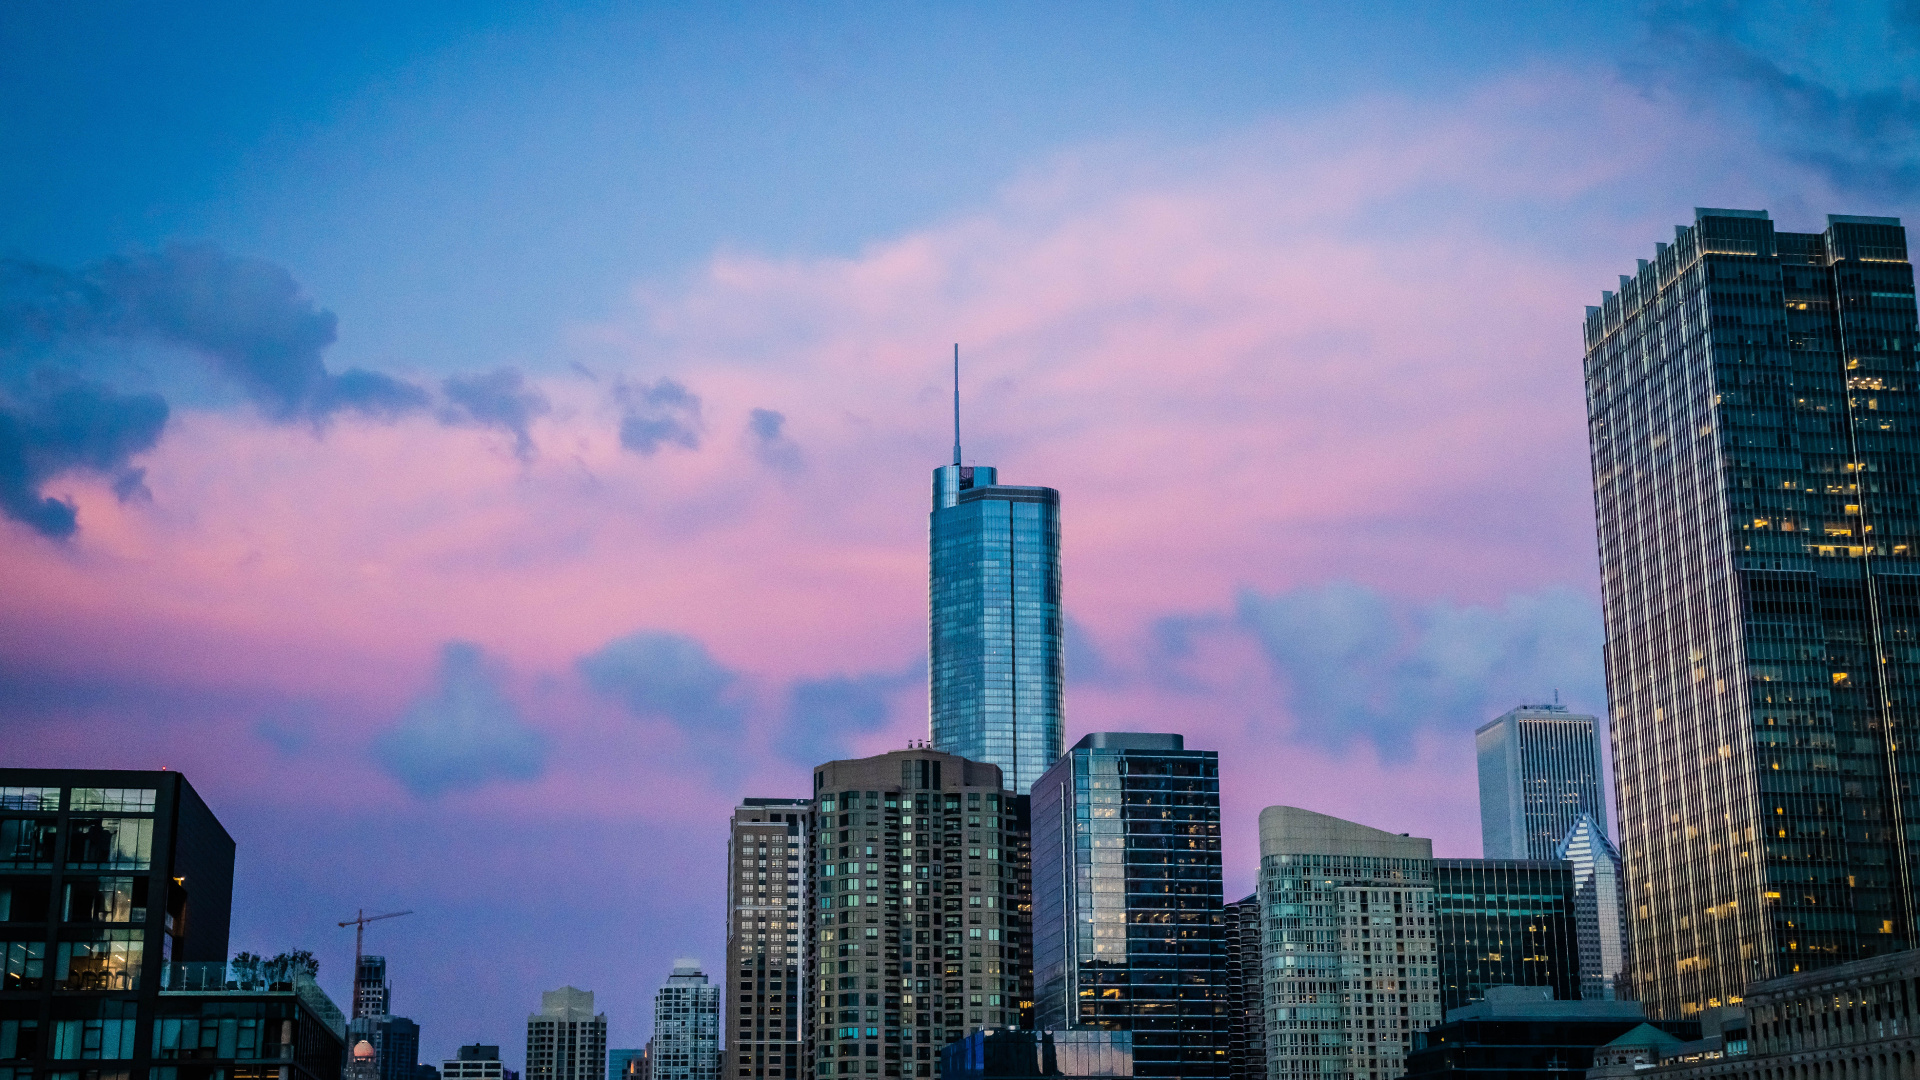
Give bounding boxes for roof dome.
[354,1041,376,1059]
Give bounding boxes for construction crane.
[338,909,412,1018]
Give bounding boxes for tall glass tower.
[929,460,1063,795]
[1583,209,1919,1018]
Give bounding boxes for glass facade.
[1222,895,1266,1080]
[727,799,808,1080]
[1432,860,1580,1013]
[653,964,719,1080]
[1555,815,1628,1002]
[929,464,1064,796]
[1584,210,1920,1016]
[804,751,1029,1080]
[1475,706,1608,862]
[1031,735,1224,1080]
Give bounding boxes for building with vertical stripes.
[525,987,608,1080]
[1432,858,1582,1012]
[1558,813,1629,1002]
[1476,704,1608,862]
[728,798,809,1080]
[652,962,719,1080]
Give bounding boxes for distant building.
[1476,704,1608,862]
[526,987,609,1080]
[358,955,392,1019]
[652,960,719,1080]
[939,1029,1133,1078]
[418,1064,443,1080]
[1222,894,1267,1080]
[609,1048,647,1080]
[380,1016,422,1080]
[1403,985,1695,1080]
[1434,859,1582,1012]
[444,1044,506,1080]
[1255,806,1442,1080]
[350,1037,382,1080]
[1558,814,1629,1002]
[726,797,809,1080]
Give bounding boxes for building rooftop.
[1444,985,1646,1023]
[1071,732,1184,752]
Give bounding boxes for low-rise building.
[1404,986,1696,1080]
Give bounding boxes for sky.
[4,0,1920,1063]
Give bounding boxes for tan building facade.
[727,798,809,1080]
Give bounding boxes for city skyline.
[5,0,1918,1068]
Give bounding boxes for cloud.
[1064,615,1114,686]
[746,407,801,472]
[577,630,745,732]
[778,662,922,765]
[254,699,322,755]
[374,641,549,797]
[440,367,550,460]
[1235,582,1606,760]
[0,378,168,538]
[615,378,702,455]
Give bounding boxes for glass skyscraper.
[929,462,1064,796]
[1475,703,1608,861]
[1432,859,1581,1013]
[1556,813,1628,1002]
[1031,734,1225,1080]
[1584,209,1919,1017]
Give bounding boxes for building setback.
[1222,894,1267,1080]
[1254,807,1441,1080]
[928,456,1064,796]
[1432,859,1581,1013]
[727,798,809,1080]
[1475,704,1609,862]
[525,987,608,1080]
[653,961,720,1080]
[806,749,1029,1079]
[1558,812,1630,1001]
[445,1045,508,1080]
[1584,209,1920,1015]
[1030,734,1225,1080]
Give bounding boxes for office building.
[1558,813,1629,1002]
[445,1045,507,1080]
[609,1049,645,1080]
[1254,806,1442,1080]
[1476,704,1609,862]
[928,450,1064,796]
[806,748,1029,1079]
[1433,859,1581,1012]
[1585,209,1920,1015]
[652,961,719,1080]
[1221,894,1267,1080]
[1402,985,1696,1080]
[155,956,348,1080]
[0,769,238,1080]
[379,1016,421,1080]
[1031,734,1225,1079]
[526,987,608,1080]
[938,1029,1133,1079]
[727,799,808,1080]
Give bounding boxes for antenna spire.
[952,343,962,467]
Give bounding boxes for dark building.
[805,750,1029,1079]
[155,959,347,1080]
[1220,895,1265,1080]
[1,769,239,1080]
[1030,734,1225,1080]
[928,453,1065,797]
[1403,987,1697,1080]
[379,1017,420,1080]
[937,1029,1132,1079]
[1435,860,1580,1013]
[1583,209,1920,1016]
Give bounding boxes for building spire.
[952,343,962,467]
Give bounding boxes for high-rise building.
[0,769,239,1080]
[727,798,808,1080]
[380,1016,423,1080]
[1557,813,1629,1002]
[610,1048,646,1080]
[1583,209,1920,1015]
[928,453,1064,796]
[1222,894,1267,1080]
[1031,734,1226,1079]
[805,748,1030,1080]
[445,1044,507,1080]
[1432,859,1582,1012]
[1254,807,1442,1080]
[357,955,392,1019]
[1476,704,1608,861]
[526,987,608,1080]
[652,960,720,1080]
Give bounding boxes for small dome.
[354,1041,376,1059]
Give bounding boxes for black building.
[1434,860,1581,1013]
[1,769,239,1080]
[1221,895,1264,1080]
[155,960,347,1080]
[1404,988,1697,1080]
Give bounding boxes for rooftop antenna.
[952,343,962,467]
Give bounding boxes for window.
[0,790,59,812]
[0,820,57,869]
[3,940,46,990]
[0,1019,42,1059]
[68,791,155,814]
[51,1003,139,1060]
[65,821,152,871]
[56,932,143,990]
[63,879,143,924]
[0,879,50,922]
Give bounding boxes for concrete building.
[727,798,809,1080]
[1255,806,1441,1080]
[1223,894,1267,1080]
[444,1044,508,1080]
[806,748,1029,1079]
[1031,734,1226,1079]
[653,961,720,1080]
[1433,858,1582,1012]
[526,987,608,1080]
[1583,209,1920,1016]
[1476,704,1608,862]
[357,955,392,1020]
[1558,813,1629,1002]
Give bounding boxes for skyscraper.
[805,748,1030,1079]
[727,798,809,1080]
[1475,703,1608,862]
[1432,859,1581,1011]
[1557,813,1629,1001]
[1584,209,1920,1016]
[526,987,608,1080]
[928,416,1064,796]
[1254,807,1441,1080]
[357,955,392,1019]
[652,960,720,1080]
[1222,895,1267,1080]
[1031,734,1226,1079]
